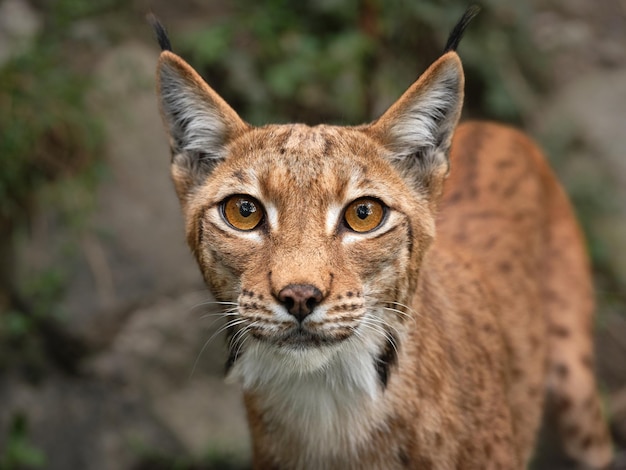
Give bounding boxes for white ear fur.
[156,51,248,163]
[369,52,464,168]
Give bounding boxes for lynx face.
[196,125,430,372]
[156,47,462,384]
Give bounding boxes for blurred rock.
[596,313,626,392]
[87,290,250,460]
[0,372,183,470]
[0,291,251,469]
[533,67,626,287]
[78,41,202,335]
[153,377,249,458]
[611,389,626,449]
[530,0,626,86]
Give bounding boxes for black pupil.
[356,203,371,220]
[238,200,256,218]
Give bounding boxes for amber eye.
[221,195,264,231]
[343,198,385,233]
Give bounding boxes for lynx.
[150,8,613,469]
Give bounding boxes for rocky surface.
[87,290,249,460]
[533,67,626,288]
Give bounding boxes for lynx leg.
[544,186,613,468]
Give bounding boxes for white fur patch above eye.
[326,203,343,235]
[265,202,279,232]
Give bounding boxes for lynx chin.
[150,7,613,470]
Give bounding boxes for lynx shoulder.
[150,9,613,469]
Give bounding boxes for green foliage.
[132,444,249,470]
[0,47,100,222]
[178,0,546,126]
[0,264,68,341]
[0,414,46,470]
[0,266,67,377]
[3,311,35,339]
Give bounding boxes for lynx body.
[151,11,613,469]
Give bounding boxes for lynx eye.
[343,198,385,233]
[221,195,264,231]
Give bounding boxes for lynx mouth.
[252,324,352,349]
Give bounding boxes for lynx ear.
[366,52,464,198]
[156,51,249,200]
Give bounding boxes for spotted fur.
[151,10,613,470]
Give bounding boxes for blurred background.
[0,0,625,468]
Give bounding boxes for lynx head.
[151,12,469,392]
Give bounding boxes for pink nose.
[277,284,324,322]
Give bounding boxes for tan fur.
[154,31,613,470]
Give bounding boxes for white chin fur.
[222,314,387,469]
[226,334,387,463]
[226,335,381,400]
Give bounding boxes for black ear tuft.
[443,5,481,53]
[147,13,172,52]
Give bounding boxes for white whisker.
[385,300,421,319]
[233,329,255,363]
[198,309,239,321]
[198,309,240,331]
[228,320,264,366]
[359,316,400,358]
[189,299,238,312]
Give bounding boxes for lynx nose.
[277,284,324,322]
